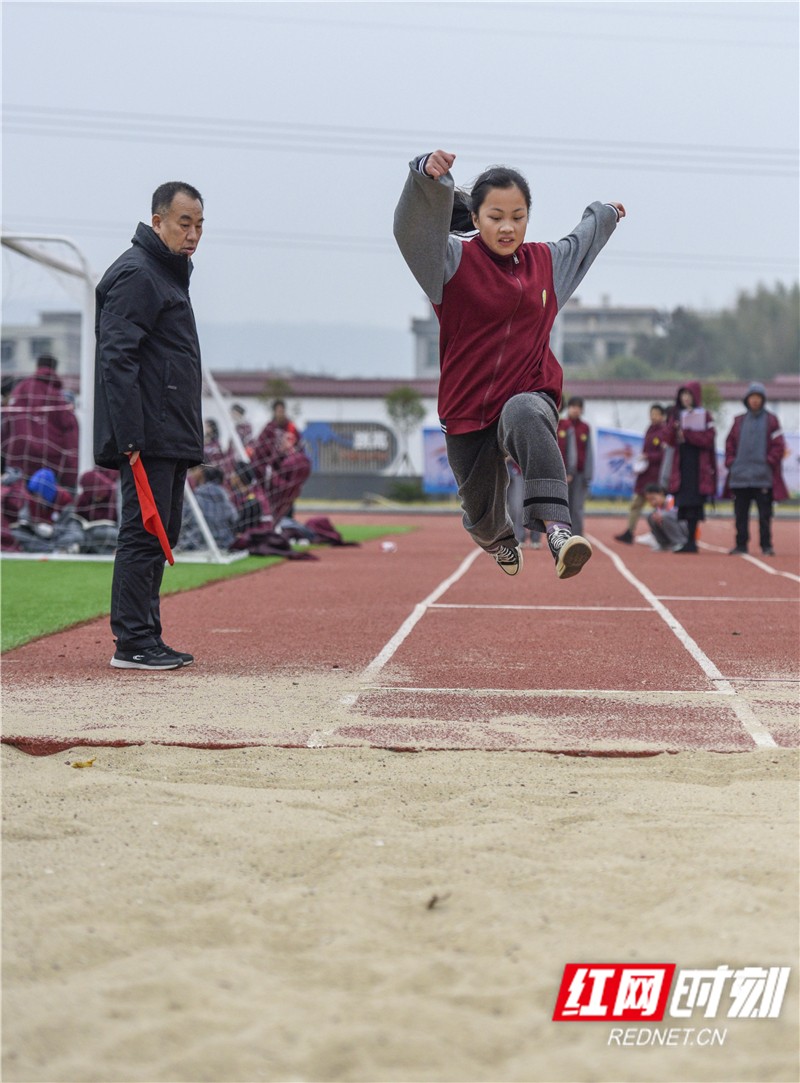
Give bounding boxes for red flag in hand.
[130,457,174,565]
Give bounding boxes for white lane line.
[361,548,481,678]
[657,596,795,603]
[587,533,778,749]
[700,541,800,582]
[431,603,653,612]
[358,686,737,699]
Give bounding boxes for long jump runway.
[2,514,798,756]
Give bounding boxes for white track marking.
[700,541,800,582]
[587,534,778,749]
[358,686,743,699]
[361,548,481,678]
[657,596,794,603]
[431,603,652,612]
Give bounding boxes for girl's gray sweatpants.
[445,392,571,551]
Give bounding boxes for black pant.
[733,487,773,551]
[110,457,188,650]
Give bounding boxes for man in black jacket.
[94,181,205,670]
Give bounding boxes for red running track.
[2,514,798,755]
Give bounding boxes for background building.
[1,311,82,376]
[410,295,663,378]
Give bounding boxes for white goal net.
[1,234,245,564]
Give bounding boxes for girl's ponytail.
[450,187,476,234]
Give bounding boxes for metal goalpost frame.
[1,233,249,565]
[2,233,96,479]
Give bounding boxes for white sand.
[2,725,798,1082]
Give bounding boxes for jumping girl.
[393,149,625,579]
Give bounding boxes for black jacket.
[93,223,204,467]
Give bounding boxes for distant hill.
[196,321,414,379]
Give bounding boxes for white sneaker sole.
[110,657,182,670]
[555,536,592,580]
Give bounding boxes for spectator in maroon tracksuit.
[664,381,717,554]
[1,354,79,490]
[249,399,311,524]
[615,403,667,543]
[557,396,594,536]
[76,466,120,522]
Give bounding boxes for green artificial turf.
[0,524,410,653]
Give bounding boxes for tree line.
[580,282,799,382]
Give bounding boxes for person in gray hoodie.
[723,382,788,555]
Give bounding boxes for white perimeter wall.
[203,392,800,476]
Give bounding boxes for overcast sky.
[2,0,798,374]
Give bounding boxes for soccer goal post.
[1,234,246,565]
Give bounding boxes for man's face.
[567,404,582,421]
[152,192,204,257]
[746,393,765,412]
[650,408,665,426]
[645,492,664,510]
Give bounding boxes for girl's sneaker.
[547,529,592,579]
[489,543,523,576]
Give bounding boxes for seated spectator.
[1,466,78,552]
[229,460,268,535]
[0,354,79,490]
[643,483,689,552]
[76,466,120,522]
[179,464,238,551]
[250,399,311,523]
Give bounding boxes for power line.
[3,215,797,273]
[4,105,797,177]
[71,1,798,50]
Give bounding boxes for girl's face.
[680,389,695,409]
[472,185,528,257]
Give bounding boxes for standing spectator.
[724,381,788,556]
[94,180,205,670]
[0,354,79,489]
[229,403,253,453]
[393,147,624,580]
[615,403,667,543]
[557,396,594,537]
[202,418,227,467]
[664,381,717,554]
[250,399,311,524]
[643,483,689,551]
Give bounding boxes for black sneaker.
[158,640,195,666]
[729,546,747,555]
[762,547,776,556]
[614,530,634,544]
[489,543,523,576]
[110,646,183,670]
[547,528,592,580]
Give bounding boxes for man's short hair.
[151,182,204,217]
[567,396,584,408]
[272,398,286,411]
[234,461,256,486]
[650,403,665,414]
[36,354,58,371]
[644,483,665,495]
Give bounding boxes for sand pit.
[3,515,798,1080]
[2,729,798,1083]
